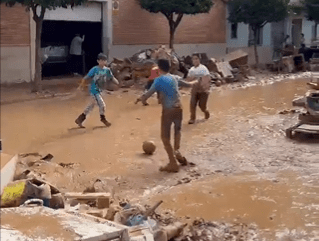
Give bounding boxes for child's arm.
[136,82,157,105]
[107,69,119,85]
[78,76,92,90]
[112,77,119,85]
[178,79,198,88]
[77,67,96,90]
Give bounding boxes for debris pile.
[106,47,252,91]
[176,219,260,241]
[0,153,188,241]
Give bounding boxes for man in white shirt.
[185,53,211,124]
[69,34,85,75]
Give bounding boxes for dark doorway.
[41,20,102,78]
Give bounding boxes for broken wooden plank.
[64,192,111,200]
[1,154,18,195]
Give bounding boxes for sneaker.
[100,115,111,127]
[75,113,86,128]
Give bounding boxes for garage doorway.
[41,20,102,78]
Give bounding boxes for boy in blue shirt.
[136,59,197,173]
[75,53,119,128]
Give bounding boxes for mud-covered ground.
[1,72,318,240]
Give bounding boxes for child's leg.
[83,96,96,116]
[160,109,179,172]
[189,91,199,124]
[75,96,95,127]
[198,92,210,119]
[95,93,111,127]
[173,108,183,151]
[94,94,106,116]
[173,108,187,166]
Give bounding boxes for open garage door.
[41,3,103,78]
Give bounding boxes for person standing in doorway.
[300,33,305,45]
[70,34,85,75]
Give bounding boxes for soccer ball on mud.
[142,141,156,155]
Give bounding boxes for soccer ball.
[142,141,156,155]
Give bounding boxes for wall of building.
[0,47,31,83]
[302,19,318,46]
[109,43,227,60]
[226,6,273,64]
[40,2,102,22]
[0,4,31,83]
[112,0,226,45]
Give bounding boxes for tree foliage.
[228,0,289,29]
[136,0,214,49]
[303,0,319,23]
[228,0,289,64]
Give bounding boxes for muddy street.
[1,76,319,239]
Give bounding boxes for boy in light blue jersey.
[75,53,119,128]
[136,59,197,173]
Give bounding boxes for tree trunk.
[32,18,43,92]
[253,29,259,65]
[163,13,183,50]
[169,25,176,49]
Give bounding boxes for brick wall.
[113,0,226,45]
[0,3,30,46]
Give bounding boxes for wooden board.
[295,124,319,133]
[64,192,111,200]
[216,62,234,78]
[1,154,18,195]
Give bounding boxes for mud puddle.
[149,171,319,238]
[1,213,76,240]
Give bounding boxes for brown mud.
[1,75,319,239]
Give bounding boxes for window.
[231,23,238,39]
[248,25,263,46]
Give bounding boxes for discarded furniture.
[223,49,248,68]
[286,91,319,139]
[308,72,319,90]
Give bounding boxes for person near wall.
[300,33,305,45]
[70,34,85,75]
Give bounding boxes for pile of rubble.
[106,46,251,90]
[1,152,265,241]
[0,153,186,241]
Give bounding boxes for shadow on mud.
[289,133,319,144]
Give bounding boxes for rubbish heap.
[105,46,251,91]
[1,153,186,241]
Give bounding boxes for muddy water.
[1,213,76,240]
[1,78,318,238]
[151,172,318,237]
